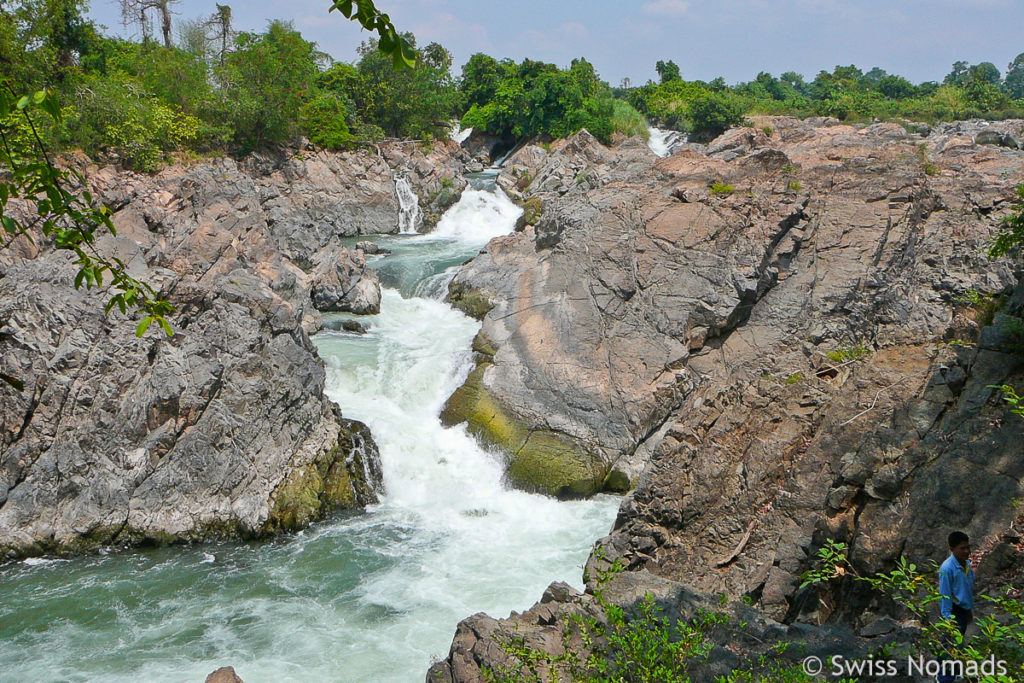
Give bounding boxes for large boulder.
[309,247,381,314]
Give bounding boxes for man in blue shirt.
[938,530,975,635]
[936,531,975,683]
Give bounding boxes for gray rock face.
[0,143,465,557]
[439,118,1023,613]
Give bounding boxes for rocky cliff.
[432,119,1024,679]
[0,139,468,558]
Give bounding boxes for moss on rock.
[263,418,380,533]
[448,282,495,320]
[440,342,608,498]
[514,196,543,231]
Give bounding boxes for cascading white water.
[449,123,472,145]
[310,183,619,681]
[647,126,685,157]
[394,175,423,234]
[0,179,621,683]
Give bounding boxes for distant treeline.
[3,1,1022,170]
[624,57,1024,137]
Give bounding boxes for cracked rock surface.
[432,118,1024,679]
[0,141,467,557]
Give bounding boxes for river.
[0,175,620,682]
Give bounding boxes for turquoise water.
[0,185,620,682]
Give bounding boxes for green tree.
[346,34,457,139]
[944,60,971,86]
[863,66,888,84]
[655,59,681,84]
[970,61,1001,85]
[299,92,352,149]
[218,20,324,151]
[459,52,506,111]
[1004,52,1024,99]
[876,74,916,99]
[0,0,100,85]
[459,56,624,144]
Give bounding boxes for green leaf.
[40,92,60,121]
[335,0,353,17]
[136,315,154,337]
[32,90,46,104]
[158,317,174,337]
[16,95,30,110]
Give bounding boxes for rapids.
[0,176,620,682]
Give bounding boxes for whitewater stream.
[0,175,620,682]
[647,126,685,157]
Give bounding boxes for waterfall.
[647,126,686,157]
[449,123,472,145]
[394,175,422,234]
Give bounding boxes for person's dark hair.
[948,531,969,548]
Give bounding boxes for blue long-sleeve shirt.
[938,554,974,619]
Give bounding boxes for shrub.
[954,289,1002,327]
[688,92,745,140]
[802,542,1024,682]
[992,385,1024,419]
[709,181,734,195]
[67,74,199,171]
[299,92,353,150]
[610,99,649,140]
[488,556,840,683]
[990,184,1024,259]
[825,342,871,363]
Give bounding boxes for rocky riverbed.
[0,139,470,557]
[2,117,1022,681]
[430,118,1024,680]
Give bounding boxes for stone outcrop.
[433,118,1024,676]
[0,141,466,558]
[381,139,473,231]
[427,570,918,683]
[206,667,245,683]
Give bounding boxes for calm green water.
[0,184,620,682]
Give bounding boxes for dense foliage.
[458,55,646,145]
[8,2,1024,164]
[629,58,1024,134]
[0,1,457,170]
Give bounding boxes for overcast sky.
[87,0,1024,86]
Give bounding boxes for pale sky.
[87,0,1024,86]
